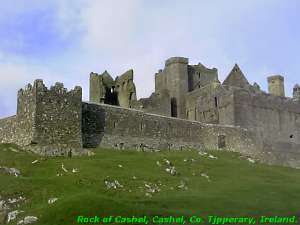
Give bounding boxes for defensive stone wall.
[81,102,300,168]
[233,89,300,144]
[0,116,20,144]
[82,102,259,156]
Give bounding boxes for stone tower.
[293,84,300,101]
[90,72,104,103]
[17,80,83,155]
[267,75,285,97]
[164,57,189,118]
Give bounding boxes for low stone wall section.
[82,102,259,155]
[0,116,34,146]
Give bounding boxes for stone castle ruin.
[1,57,300,168]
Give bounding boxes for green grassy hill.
[0,144,300,225]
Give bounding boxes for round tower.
[164,57,189,119]
[267,75,285,97]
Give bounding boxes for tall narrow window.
[214,97,218,108]
[140,122,144,131]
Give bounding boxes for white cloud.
[79,0,140,52]
[0,0,298,117]
[47,0,295,98]
[53,1,85,39]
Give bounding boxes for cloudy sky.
[0,0,299,117]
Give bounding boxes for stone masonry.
[0,80,83,156]
[0,56,300,168]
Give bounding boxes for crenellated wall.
[0,80,84,156]
[33,81,83,155]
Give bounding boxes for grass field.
[0,144,300,225]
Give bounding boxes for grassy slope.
[0,144,300,225]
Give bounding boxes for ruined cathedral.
[0,56,300,168]
[90,57,300,148]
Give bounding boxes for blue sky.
[0,0,299,117]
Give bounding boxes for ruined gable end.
[223,64,250,88]
[101,70,115,88]
[115,69,137,108]
[89,71,117,104]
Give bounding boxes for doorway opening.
[218,135,226,149]
[171,98,178,117]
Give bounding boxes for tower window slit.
[214,97,218,108]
